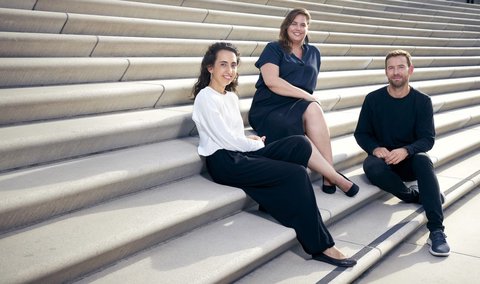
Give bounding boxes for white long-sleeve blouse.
[192,87,265,156]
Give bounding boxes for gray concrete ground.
[355,186,480,284]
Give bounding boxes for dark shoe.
[427,230,450,257]
[322,178,336,194]
[312,253,357,267]
[337,172,359,197]
[410,185,445,205]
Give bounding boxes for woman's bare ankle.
[323,246,346,259]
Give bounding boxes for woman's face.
[208,49,238,91]
[287,14,308,45]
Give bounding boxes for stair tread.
[236,151,480,283]
[74,145,480,284]
[0,127,477,283]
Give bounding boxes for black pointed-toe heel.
[322,178,336,194]
[338,172,359,197]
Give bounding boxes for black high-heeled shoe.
[338,172,359,197]
[322,177,336,194]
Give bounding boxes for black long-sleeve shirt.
[354,86,435,156]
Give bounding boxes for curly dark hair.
[192,42,240,98]
[279,8,311,53]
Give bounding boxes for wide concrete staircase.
[1,0,479,283]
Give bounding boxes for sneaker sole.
[427,239,450,257]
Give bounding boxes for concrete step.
[0,103,477,239]
[252,0,480,24]
[153,0,480,26]
[1,7,479,47]
[3,31,480,58]
[354,178,480,284]
[1,72,478,125]
[290,0,480,32]
[23,0,480,39]
[63,128,480,284]
[3,55,480,88]
[1,82,478,172]
[0,107,195,172]
[236,149,480,283]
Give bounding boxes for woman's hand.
[247,135,266,142]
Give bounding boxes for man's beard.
[388,77,407,89]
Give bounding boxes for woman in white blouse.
[192,42,356,267]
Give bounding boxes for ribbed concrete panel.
[415,77,479,97]
[62,13,232,39]
[150,78,196,107]
[324,32,397,45]
[205,10,281,28]
[317,70,387,90]
[122,58,202,81]
[34,0,208,22]
[434,106,480,135]
[75,212,296,284]
[432,90,480,112]
[182,0,290,17]
[0,0,36,9]
[0,138,202,234]
[0,82,164,124]
[122,56,258,81]
[0,8,66,33]
[0,58,128,88]
[0,32,97,57]
[311,20,378,35]
[227,26,279,41]
[321,57,377,71]
[0,108,195,172]
[412,46,480,56]
[93,37,259,57]
[126,0,183,5]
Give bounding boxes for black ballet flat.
[312,253,357,267]
[322,179,336,194]
[338,172,359,197]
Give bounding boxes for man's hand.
[384,148,408,165]
[373,147,390,159]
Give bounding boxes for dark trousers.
[363,153,444,232]
[206,135,334,255]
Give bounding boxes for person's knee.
[411,153,433,168]
[363,156,388,180]
[285,164,310,182]
[287,135,311,152]
[304,102,323,120]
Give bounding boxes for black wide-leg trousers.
[363,153,444,232]
[205,135,335,255]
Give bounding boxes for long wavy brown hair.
[192,42,240,99]
[279,8,311,53]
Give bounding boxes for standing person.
[248,8,358,197]
[354,49,450,257]
[192,42,357,267]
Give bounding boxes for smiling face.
[287,14,308,45]
[207,49,238,93]
[385,55,414,89]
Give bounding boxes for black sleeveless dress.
[248,41,321,144]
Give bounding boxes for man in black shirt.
[354,50,450,257]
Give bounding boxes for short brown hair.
[279,8,311,53]
[385,49,413,69]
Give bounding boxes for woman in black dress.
[249,8,358,197]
